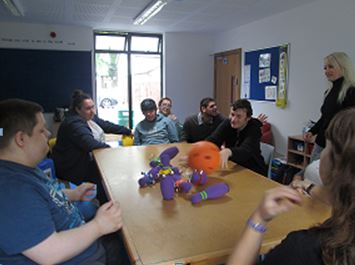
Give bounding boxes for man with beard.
[182,97,225,143]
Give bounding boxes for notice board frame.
[243,44,289,107]
[0,48,93,112]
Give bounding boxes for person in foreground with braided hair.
[228,107,355,265]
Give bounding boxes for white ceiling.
[0,0,316,33]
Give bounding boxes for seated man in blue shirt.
[0,99,126,265]
[134,98,179,145]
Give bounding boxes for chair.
[48,137,57,152]
[260,142,275,178]
[38,158,98,221]
[261,122,272,144]
[304,159,322,186]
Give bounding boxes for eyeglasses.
[160,103,172,108]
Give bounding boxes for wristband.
[247,218,267,233]
[305,183,315,195]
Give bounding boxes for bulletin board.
[0,48,92,112]
[242,44,289,107]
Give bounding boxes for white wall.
[164,32,214,122]
[213,0,355,155]
[0,22,93,50]
[3,0,355,147]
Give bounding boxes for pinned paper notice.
[259,68,270,83]
[265,86,277,100]
[271,76,277,84]
[259,53,271,68]
[242,65,251,98]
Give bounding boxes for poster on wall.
[242,64,251,98]
[243,43,289,107]
[259,53,271,68]
[276,45,289,108]
[258,68,270,83]
[265,85,277,100]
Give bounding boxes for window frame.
[94,31,163,128]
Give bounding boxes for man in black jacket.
[207,99,267,176]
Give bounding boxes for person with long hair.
[228,107,355,265]
[304,52,355,161]
[292,52,355,184]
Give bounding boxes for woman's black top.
[310,77,355,147]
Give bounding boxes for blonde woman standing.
[304,52,355,161]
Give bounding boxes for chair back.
[48,137,57,153]
[38,158,56,179]
[260,142,275,178]
[37,158,98,221]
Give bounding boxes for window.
[95,32,163,127]
[131,36,160,52]
[95,35,126,51]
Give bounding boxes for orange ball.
[188,141,220,174]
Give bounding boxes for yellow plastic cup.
[122,135,134,146]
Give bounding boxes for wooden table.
[94,143,330,265]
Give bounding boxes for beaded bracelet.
[247,218,267,233]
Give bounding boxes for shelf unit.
[287,135,314,170]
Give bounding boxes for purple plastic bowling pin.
[138,166,161,187]
[190,170,208,186]
[160,174,176,200]
[160,146,179,160]
[149,158,161,168]
[171,166,180,175]
[191,182,229,204]
[174,178,192,193]
[160,154,171,167]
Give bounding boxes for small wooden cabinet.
[287,135,314,170]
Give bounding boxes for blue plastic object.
[38,158,56,179]
[38,158,98,221]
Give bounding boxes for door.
[214,49,241,117]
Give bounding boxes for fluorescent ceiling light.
[1,0,24,16]
[133,0,168,25]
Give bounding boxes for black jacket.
[52,113,131,184]
[310,77,355,147]
[261,229,324,265]
[207,118,267,176]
